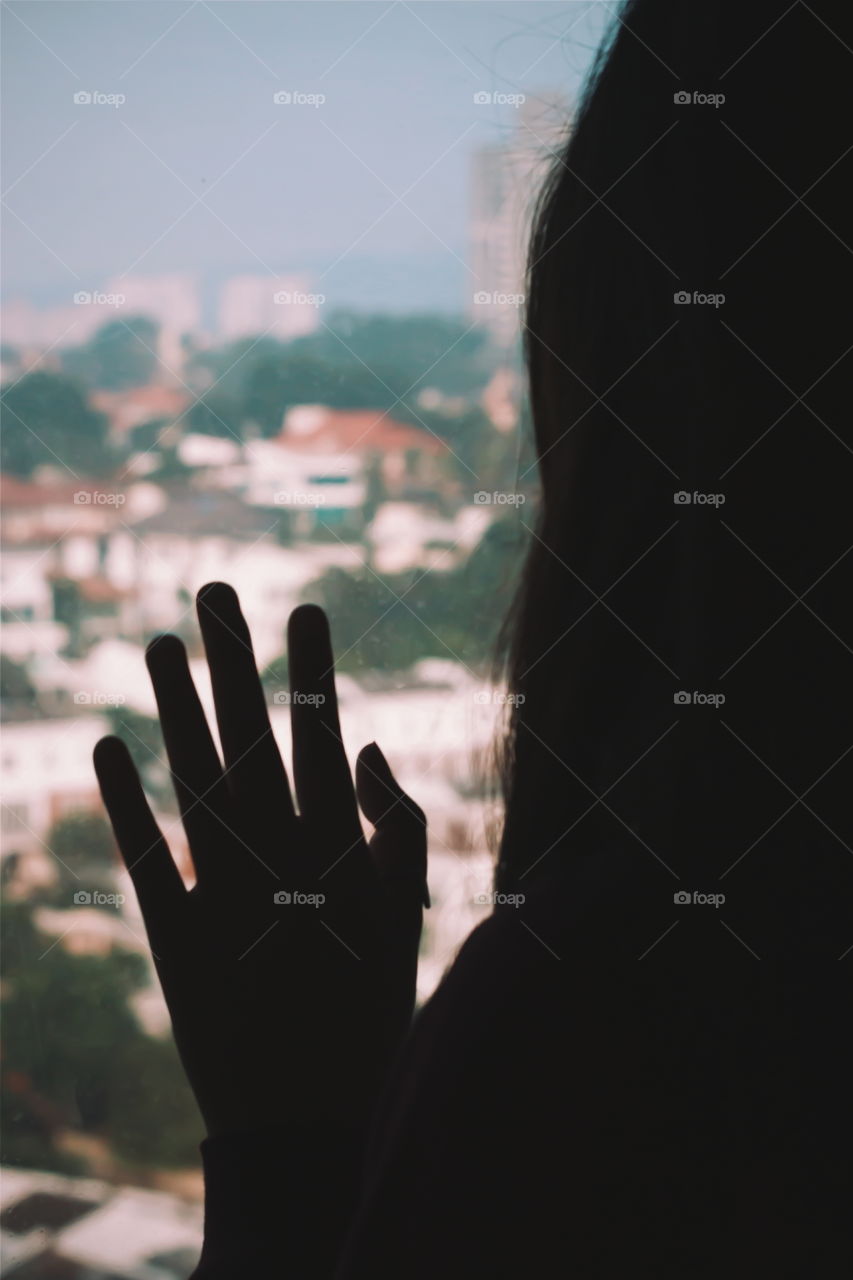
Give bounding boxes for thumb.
[356,742,429,908]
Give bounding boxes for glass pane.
[2,3,606,1272]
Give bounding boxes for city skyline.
[3,89,572,359]
[2,2,608,311]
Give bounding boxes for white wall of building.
[1,716,108,855]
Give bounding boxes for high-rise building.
[218,274,323,342]
[1,275,201,378]
[469,93,570,349]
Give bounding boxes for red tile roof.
[1,475,86,507]
[90,386,190,430]
[277,409,448,456]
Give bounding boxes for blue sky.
[2,1,612,311]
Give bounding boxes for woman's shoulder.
[416,838,852,1062]
[430,842,663,1002]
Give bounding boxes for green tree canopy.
[0,653,37,708]
[1,899,202,1170]
[1,370,111,478]
[184,314,501,439]
[46,811,120,903]
[80,315,161,390]
[105,704,171,808]
[288,516,527,677]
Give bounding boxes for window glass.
[1,3,606,1272]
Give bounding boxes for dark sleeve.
[188,899,571,1280]
[190,1123,367,1279]
[186,912,526,1280]
[189,857,637,1279]
[341,896,853,1279]
[333,909,554,1279]
[190,853,853,1279]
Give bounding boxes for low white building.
[1,715,108,859]
[267,658,499,796]
[30,638,159,718]
[101,529,363,666]
[241,436,367,538]
[177,433,243,470]
[0,546,56,628]
[267,659,507,999]
[367,501,492,573]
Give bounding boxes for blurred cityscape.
[0,101,566,1277]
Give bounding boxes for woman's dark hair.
[495,0,853,941]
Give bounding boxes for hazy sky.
[2,1,612,311]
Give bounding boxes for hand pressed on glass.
[94,583,427,1139]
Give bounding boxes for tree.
[290,312,497,396]
[2,898,145,1128]
[270,516,528,679]
[107,1034,201,1166]
[185,390,244,441]
[243,352,393,436]
[105,704,171,807]
[1,371,110,478]
[173,314,501,440]
[260,651,289,692]
[0,653,37,710]
[129,416,174,453]
[83,315,161,390]
[45,811,120,903]
[1,899,202,1171]
[184,334,283,399]
[401,404,511,491]
[51,577,85,656]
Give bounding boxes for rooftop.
[277,406,449,456]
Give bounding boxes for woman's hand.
[94,584,427,1139]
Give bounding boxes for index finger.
[93,736,186,950]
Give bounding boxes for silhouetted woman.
[95,1,853,1274]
